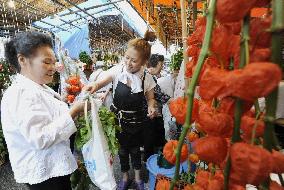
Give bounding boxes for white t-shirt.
[107,64,156,95]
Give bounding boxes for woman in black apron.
[84,31,157,190]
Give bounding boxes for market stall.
[1,0,284,190]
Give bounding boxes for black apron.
[110,70,148,147]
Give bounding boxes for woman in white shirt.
[1,31,86,190]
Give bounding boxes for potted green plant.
[169,48,183,75]
[79,51,93,79]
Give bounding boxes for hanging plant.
[169,0,284,189]
[169,48,184,71]
[79,51,92,66]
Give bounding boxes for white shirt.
[258,81,284,119]
[174,60,185,98]
[107,64,156,95]
[89,69,112,93]
[157,75,175,98]
[1,74,77,184]
[89,69,113,109]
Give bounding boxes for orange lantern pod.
[271,150,284,174]
[70,85,81,94]
[224,21,242,35]
[250,16,271,48]
[210,24,233,59]
[250,48,271,62]
[196,170,210,189]
[163,140,188,165]
[240,115,265,141]
[155,179,171,190]
[189,153,199,163]
[194,137,228,164]
[67,75,80,85]
[198,111,233,138]
[230,142,273,186]
[208,179,223,190]
[187,132,199,142]
[228,62,282,101]
[185,58,196,78]
[187,17,206,46]
[199,68,230,100]
[67,94,75,103]
[169,97,199,125]
[216,0,257,23]
[218,97,253,116]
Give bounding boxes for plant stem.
[262,0,284,188]
[250,112,261,145]
[254,100,261,115]
[264,0,284,166]
[169,0,217,189]
[224,14,250,190]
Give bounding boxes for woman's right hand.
[82,82,99,94]
[69,100,90,119]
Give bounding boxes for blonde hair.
[127,30,156,61]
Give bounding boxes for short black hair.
[4,31,53,72]
[148,54,164,68]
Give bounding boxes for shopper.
[1,31,86,190]
[144,54,172,161]
[83,30,157,190]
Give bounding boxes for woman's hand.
[98,91,108,102]
[82,82,99,94]
[69,100,91,119]
[147,106,156,119]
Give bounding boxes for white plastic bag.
[82,97,117,190]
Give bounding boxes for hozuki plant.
[168,0,284,189]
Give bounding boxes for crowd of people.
[0,30,178,190]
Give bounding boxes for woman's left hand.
[147,106,156,119]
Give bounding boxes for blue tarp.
[63,24,90,59]
[33,0,152,59]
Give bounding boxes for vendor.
[83,30,157,190]
[1,31,87,190]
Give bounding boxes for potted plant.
[79,51,93,79]
[169,48,183,75]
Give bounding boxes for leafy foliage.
[79,51,92,66]
[169,48,183,71]
[98,106,121,156]
[75,113,92,150]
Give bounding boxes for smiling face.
[124,47,145,74]
[18,45,56,85]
